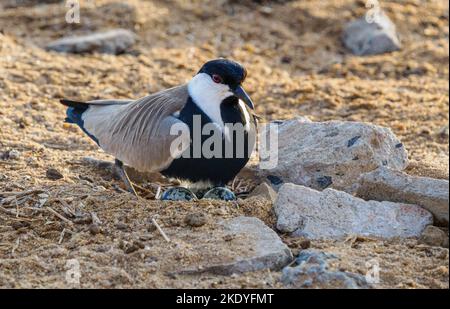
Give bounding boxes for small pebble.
[437,125,449,139]
[46,168,64,180]
[420,226,448,247]
[115,222,129,231]
[184,212,207,227]
[134,240,145,249]
[93,185,106,192]
[120,240,144,254]
[73,214,92,225]
[7,149,20,160]
[123,242,139,254]
[299,238,312,249]
[147,221,157,232]
[79,175,93,183]
[12,221,30,230]
[139,234,153,241]
[281,56,292,64]
[89,223,101,235]
[223,234,235,242]
[259,6,273,15]
[165,272,177,280]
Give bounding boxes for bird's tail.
[60,99,100,144]
[60,99,90,110]
[60,99,90,123]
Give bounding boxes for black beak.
[233,85,254,110]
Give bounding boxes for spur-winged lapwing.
[60,59,257,201]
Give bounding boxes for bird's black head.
[196,59,254,109]
[198,59,247,90]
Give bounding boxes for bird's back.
[61,85,191,173]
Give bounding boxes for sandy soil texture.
[0,0,448,288]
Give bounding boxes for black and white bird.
[60,59,257,201]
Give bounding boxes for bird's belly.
[163,97,257,185]
[161,128,255,185]
[161,155,250,185]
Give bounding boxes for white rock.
[46,29,136,54]
[274,183,432,239]
[260,119,408,193]
[356,167,449,226]
[178,216,293,275]
[342,11,401,56]
[7,149,20,160]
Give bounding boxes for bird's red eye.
[212,74,223,83]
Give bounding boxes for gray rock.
[2,149,20,160]
[356,167,449,226]
[342,11,401,56]
[46,29,137,55]
[436,125,449,140]
[265,175,285,192]
[259,119,408,193]
[248,182,278,203]
[184,212,207,227]
[274,183,433,239]
[281,250,368,288]
[46,168,64,180]
[419,226,449,248]
[9,150,21,160]
[178,216,293,275]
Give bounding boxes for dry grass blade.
[46,207,74,226]
[58,228,66,244]
[0,189,45,198]
[151,218,171,243]
[155,186,162,200]
[0,205,18,216]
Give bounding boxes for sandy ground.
[0,0,448,288]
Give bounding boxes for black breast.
[160,96,256,186]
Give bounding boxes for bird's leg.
[114,159,139,197]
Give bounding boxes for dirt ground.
[0,0,448,288]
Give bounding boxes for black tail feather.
[60,99,90,110]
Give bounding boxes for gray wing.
[82,85,190,173]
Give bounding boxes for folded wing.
[78,85,190,172]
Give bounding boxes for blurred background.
[1,0,448,172]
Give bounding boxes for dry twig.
[151,218,171,243]
[46,207,74,226]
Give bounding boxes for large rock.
[177,216,293,275]
[356,167,449,226]
[260,119,408,193]
[342,11,401,56]
[281,250,369,289]
[274,183,432,239]
[46,29,136,54]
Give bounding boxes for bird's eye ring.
[212,74,223,84]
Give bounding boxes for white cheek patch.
[188,73,233,132]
